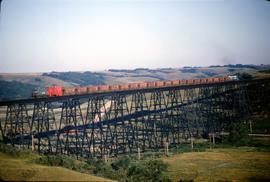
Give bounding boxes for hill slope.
[0,152,112,181]
[162,148,270,182]
[0,64,269,101]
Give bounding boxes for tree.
[227,121,250,146]
[236,72,253,80]
[144,159,170,182]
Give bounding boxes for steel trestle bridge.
[0,79,269,158]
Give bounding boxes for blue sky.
[0,0,270,73]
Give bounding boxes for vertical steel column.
[57,99,84,157]
[31,102,56,153]
[3,104,31,148]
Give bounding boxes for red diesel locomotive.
[32,76,232,98]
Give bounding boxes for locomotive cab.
[31,88,46,98]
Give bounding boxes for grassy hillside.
[0,80,36,101]
[3,146,268,182]
[0,73,74,100]
[0,134,270,182]
[42,71,106,86]
[163,147,270,182]
[0,73,73,87]
[0,64,270,101]
[0,152,112,181]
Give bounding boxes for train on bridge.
[32,76,234,98]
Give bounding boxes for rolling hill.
[0,64,269,101]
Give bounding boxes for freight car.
[32,76,233,98]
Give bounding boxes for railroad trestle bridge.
[0,79,268,158]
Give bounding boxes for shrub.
[86,159,115,178]
[128,162,148,181]
[144,159,170,182]
[226,121,250,146]
[236,72,253,80]
[111,156,131,170]
[0,142,33,158]
[35,154,76,168]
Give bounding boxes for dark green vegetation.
[236,72,253,80]
[222,121,251,146]
[258,69,270,74]
[42,71,106,86]
[0,80,35,101]
[0,142,170,182]
[252,117,270,134]
[35,154,171,181]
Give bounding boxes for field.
[163,147,270,182]
[0,152,113,181]
[2,148,269,182]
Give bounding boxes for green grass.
[0,152,113,181]
[0,144,113,181]
[0,152,114,181]
[1,141,270,182]
[162,147,270,182]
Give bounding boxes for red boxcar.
[193,79,200,84]
[62,87,75,95]
[164,80,173,86]
[186,79,193,84]
[109,85,119,91]
[75,87,87,94]
[147,82,155,88]
[47,86,63,97]
[74,88,79,94]
[98,85,109,92]
[120,84,129,90]
[180,79,187,85]
[128,83,139,89]
[87,86,98,93]
[213,77,219,82]
[138,82,148,89]
[171,80,180,86]
[200,78,207,84]
[219,77,224,82]
[155,81,165,87]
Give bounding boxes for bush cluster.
[221,121,250,146]
[35,154,93,172]
[236,72,253,80]
[86,156,171,182]
[0,143,32,158]
[34,154,171,182]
